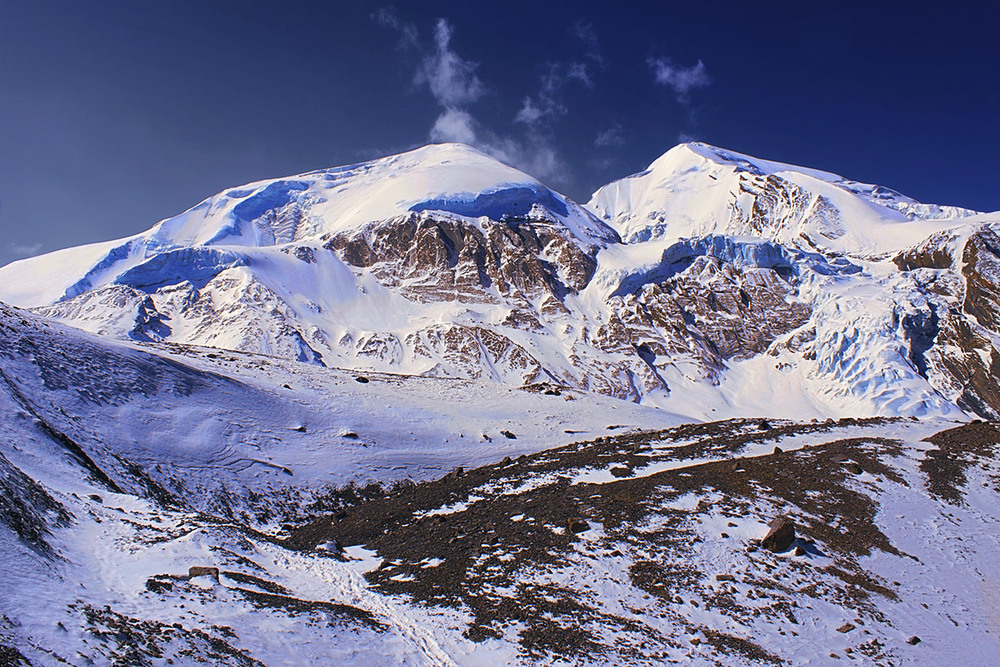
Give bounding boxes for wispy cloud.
[515,60,595,129]
[372,7,419,50]
[416,19,485,108]
[516,64,571,126]
[648,57,711,102]
[10,242,42,258]
[594,123,624,148]
[572,20,604,67]
[375,14,571,184]
[515,21,605,131]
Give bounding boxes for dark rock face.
[927,229,1000,419]
[761,515,796,553]
[604,256,812,387]
[0,450,72,555]
[188,566,220,580]
[962,228,1000,332]
[890,227,1000,420]
[325,213,598,308]
[893,229,957,271]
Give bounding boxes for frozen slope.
[0,143,615,309]
[4,341,999,665]
[0,301,686,521]
[1,141,999,421]
[588,142,980,253]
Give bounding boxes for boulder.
[317,539,343,553]
[761,515,796,552]
[188,566,219,580]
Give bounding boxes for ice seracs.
[2,140,1000,664]
[1,140,999,420]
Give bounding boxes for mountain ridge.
[2,140,999,420]
[2,141,1000,665]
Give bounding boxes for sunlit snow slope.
[2,141,999,419]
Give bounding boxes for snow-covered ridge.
[588,141,982,252]
[148,142,616,249]
[0,142,616,309]
[1,140,999,422]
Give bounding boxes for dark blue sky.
[1,1,997,264]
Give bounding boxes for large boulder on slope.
[761,515,796,552]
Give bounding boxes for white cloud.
[372,7,419,50]
[648,57,711,102]
[429,108,478,145]
[415,19,485,109]
[10,242,42,258]
[595,124,624,148]
[572,20,603,66]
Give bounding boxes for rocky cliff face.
[890,227,1000,419]
[6,142,1000,419]
[323,211,599,310]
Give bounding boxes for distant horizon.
[1,1,997,264]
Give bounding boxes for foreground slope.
[1,302,998,664]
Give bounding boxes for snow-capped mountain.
[2,141,1000,665]
[588,142,979,251]
[1,141,999,421]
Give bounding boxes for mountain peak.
[589,141,981,249]
[132,140,617,252]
